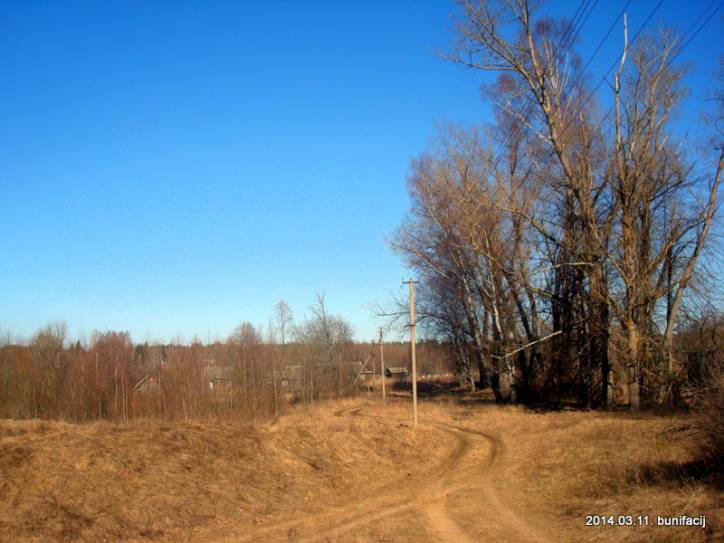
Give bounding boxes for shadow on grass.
[629,459,723,491]
[386,378,707,419]
[389,379,500,406]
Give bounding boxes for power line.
[464,0,716,182]
[577,0,633,80]
[561,0,598,53]
[560,0,591,50]
[484,0,634,179]
[529,0,720,184]
[667,0,722,71]
[582,0,664,114]
[596,0,722,134]
[488,0,599,168]
[492,0,664,170]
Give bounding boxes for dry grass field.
[1,390,721,542]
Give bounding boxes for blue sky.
[1,1,721,343]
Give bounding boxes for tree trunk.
[627,323,640,411]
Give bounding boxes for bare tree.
[295,293,354,399]
[389,1,722,409]
[274,300,294,346]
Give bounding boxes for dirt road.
[4,396,712,542]
[232,403,552,543]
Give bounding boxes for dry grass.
[693,375,724,476]
[2,393,721,542]
[0,399,448,542]
[426,396,722,543]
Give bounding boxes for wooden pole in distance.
[404,279,419,428]
[379,328,386,402]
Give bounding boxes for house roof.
[385,367,409,376]
[132,374,159,392]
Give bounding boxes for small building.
[385,366,409,383]
[132,373,161,393]
[201,364,232,391]
[281,365,305,390]
[131,373,164,417]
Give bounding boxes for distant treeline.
[0,298,455,422]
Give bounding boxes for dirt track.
[232,404,551,543]
[3,397,715,542]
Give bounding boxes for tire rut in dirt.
[235,404,548,543]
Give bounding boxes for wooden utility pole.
[379,328,386,403]
[273,368,278,417]
[404,279,418,428]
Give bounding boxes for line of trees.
[0,296,456,422]
[392,0,722,409]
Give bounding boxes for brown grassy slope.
[3,393,721,543]
[0,399,448,543]
[409,397,723,543]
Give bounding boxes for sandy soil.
[1,393,721,542]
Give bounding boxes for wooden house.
[132,373,161,393]
[385,366,409,383]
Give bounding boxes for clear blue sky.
[1,1,721,343]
